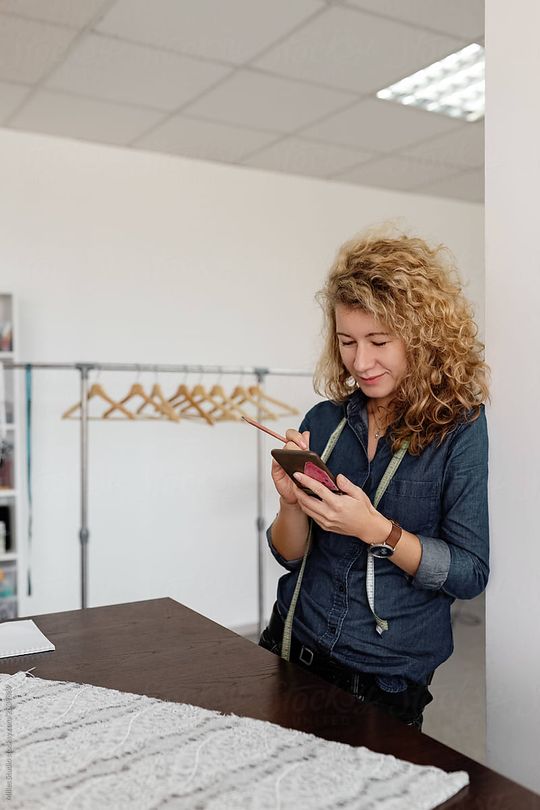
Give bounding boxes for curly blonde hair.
[314,225,490,455]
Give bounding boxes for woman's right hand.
[271,429,310,505]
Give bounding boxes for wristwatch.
[368,520,402,558]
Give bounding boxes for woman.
[260,226,489,729]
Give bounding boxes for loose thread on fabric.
[61,702,150,810]
[275,761,302,810]
[0,669,37,696]
[107,704,150,755]
[177,735,214,792]
[263,729,273,756]
[174,726,274,796]
[55,685,91,721]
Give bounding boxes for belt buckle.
[299,646,314,666]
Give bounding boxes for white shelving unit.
[0,293,19,619]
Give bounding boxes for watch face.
[369,544,394,558]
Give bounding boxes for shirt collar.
[345,388,369,450]
[346,387,368,424]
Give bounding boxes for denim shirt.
[267,390,489,686]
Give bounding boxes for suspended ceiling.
[0,0,484,202]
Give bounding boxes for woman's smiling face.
[335,304,408,406]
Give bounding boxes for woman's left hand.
[292,472,387,544]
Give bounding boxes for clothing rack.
[4,361,312,635]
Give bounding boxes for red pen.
[241,415,288,443]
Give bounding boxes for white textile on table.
[0,671,468,809]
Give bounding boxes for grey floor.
[423,593,485,763]
[245,593,486,764]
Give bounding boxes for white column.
[485,0,540,794]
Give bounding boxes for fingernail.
[293,472,302,479]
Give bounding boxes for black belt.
[267,603,377,693]
[268,603,433,689]
[268,604,320,667]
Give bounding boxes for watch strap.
[384,519,402,550]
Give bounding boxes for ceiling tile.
[135,115,279,162]
[346,0,484,40]
[0,0,109,29]
[255,5,462,93]
[335,154,460,191]
[46,33,230,111]
[0,13,77,83]
[242,137,373,178]
[303,97,461,152]
[0,80,31,122]
[96,0,324,64]
[47,34,228,110]
[183,70,355,133]
[10,90,165,145]
[414,168,484,202]
[403,121,484,168]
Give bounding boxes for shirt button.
[338,585,345,593]
[329,625,336,634]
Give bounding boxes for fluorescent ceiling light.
[376,43,484,122]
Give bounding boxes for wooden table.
[1,598,538,808]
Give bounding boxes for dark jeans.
[259,605,432,731]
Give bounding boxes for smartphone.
[271,448,342,498]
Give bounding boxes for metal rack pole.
[4,361,310,377]
[255,369,266,638]
[78,364,90,609]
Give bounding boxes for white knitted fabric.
[0,671,468,809]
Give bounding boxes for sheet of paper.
[0,619,55,659]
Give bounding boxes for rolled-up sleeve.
[266,523,304,572]
[413,409,489,599]
[414,536,451,590]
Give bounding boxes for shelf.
[0,596,17,617]
[0,294,18,621]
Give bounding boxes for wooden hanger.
[248,385,300,417]
[207,383,246,420]
[169,383,214,426]
[189,380,251,421]
[101,382,163,420]
[228,384,277,419]
[136,383,180,422]
[63,383,136,420]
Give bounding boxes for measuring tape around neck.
[280,419,410,659]
[367,439,409,635]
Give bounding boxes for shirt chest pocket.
[378,478,440,534]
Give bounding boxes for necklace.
[369,405,385,439]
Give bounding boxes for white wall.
[0,127,484,630]
[485,0,540,794]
